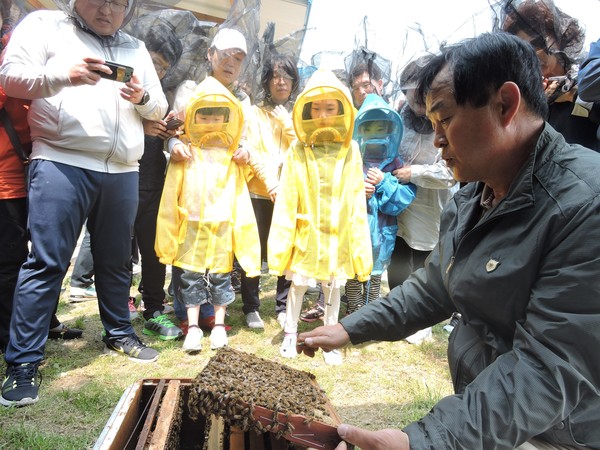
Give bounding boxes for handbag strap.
[0,106,29,163]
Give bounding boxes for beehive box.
[94,348,343,450]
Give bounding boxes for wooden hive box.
[93,349,344,450]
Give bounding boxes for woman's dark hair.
[301,100,344,121]
[501,0,584,68]
[417,32,548,119]
[261,54,300,102]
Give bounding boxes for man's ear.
[497,81,521,126]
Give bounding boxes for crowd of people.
[1,0,600,448]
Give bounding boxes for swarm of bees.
[188,347,333,438]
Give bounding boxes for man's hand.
[393,166,411,184]
[297,323,350,356]
[121,74,146,104]
[68,57,105,86]
[335,424,410,450]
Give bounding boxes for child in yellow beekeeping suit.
[155,77,261,353]
[268,69,373,365]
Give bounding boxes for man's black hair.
[417,32,548,119]
[144,23,183,67]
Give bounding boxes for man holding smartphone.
[0,0,167,407]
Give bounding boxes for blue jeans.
[5,160,138,365]
[171,266,235,309]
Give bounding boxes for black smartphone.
[95,61,134,83]
[165,118,184,130]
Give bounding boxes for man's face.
[74,0,127,36]
[426,66,500,183]
[208,48,246,87]
[351,71,382,108]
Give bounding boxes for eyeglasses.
[272,70,293,82]
[88,0,129,13]
[151,57,170,78]
[352,82,375,94]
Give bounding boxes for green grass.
[0,274,453,449]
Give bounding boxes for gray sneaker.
[245,311,264,329]
[103,333,158,363]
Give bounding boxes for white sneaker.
[182,326,203,353]
[210,325,228,349]
[280,333,298,358]
[323,349,343,366]
[276,312,286,329]
[68,285,96,302]
[245,311,264,329]
[405,327,433,345]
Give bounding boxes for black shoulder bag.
[0,106,31,188]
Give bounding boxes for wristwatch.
[136,90,150,106]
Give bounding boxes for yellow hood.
[293,69,355,148]
[183,76,243,152]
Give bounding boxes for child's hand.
[365,180,375,199]
[171,142,193,162]
[365,167,384,185]
[393,166,411,184]
[268,186,278,203]
[232,146,251,165]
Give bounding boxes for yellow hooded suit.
[155,77,261,277]
[268,69,373,284]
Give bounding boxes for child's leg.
[284,283,308,334]
[366,274,382,304]
[345,276,363,315]
[178,269,208,352]
[321,282,343,365]
[186,305,200,327]
[280,282,308,358]
[208,272,235,349]
[322,282,341,326]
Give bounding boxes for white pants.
[284,282,340,334]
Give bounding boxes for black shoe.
[48,324,83,340]
[102,333,159,363]
[0,362,41,407]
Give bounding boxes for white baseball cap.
[211,28,247,54]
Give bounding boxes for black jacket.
[341,124,600,449]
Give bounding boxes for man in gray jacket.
[0,0,167,407]
[298,32,600,449]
